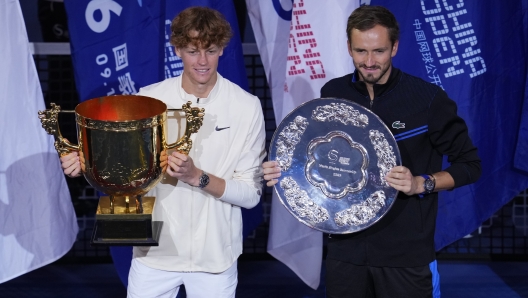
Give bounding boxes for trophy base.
[91,196,163,246]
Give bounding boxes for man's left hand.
[166,151,201,186]
[385,166,422,196]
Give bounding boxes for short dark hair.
[170,6,233,49]
[346,6,399,46]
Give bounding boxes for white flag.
[247,0,359,289]
[246,0,291,122]
[0,0,78,283]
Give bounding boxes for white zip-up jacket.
[133,73,266,273]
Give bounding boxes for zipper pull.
[197,97,200,104]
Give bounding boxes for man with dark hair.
[61,6,266,298]
[263,5,481,297]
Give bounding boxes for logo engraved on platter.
[339,157,350,166]
[328,150,338,163]
[327,149,351,166]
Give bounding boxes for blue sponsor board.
[371,0,528,249]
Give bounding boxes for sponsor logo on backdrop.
[414,0,486,88]
[273,0,293,21]
[285,0,326,92]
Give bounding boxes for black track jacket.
[321,67,481,267]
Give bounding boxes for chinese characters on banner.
[371,0,528,250]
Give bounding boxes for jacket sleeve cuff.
[218,179,261,209]
[445,162,481,189]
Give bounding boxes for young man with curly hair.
[61,6,266,298]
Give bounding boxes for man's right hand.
[263,160,281,187]
[60,151,82,178]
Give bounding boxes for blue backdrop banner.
[64,0,257,287]
[370,0,528,249]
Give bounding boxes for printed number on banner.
[96,54,112,78]
[85,0,123,33]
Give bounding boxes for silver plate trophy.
[269,98,402,234]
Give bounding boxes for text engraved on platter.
[369,130,397,187]
[311,103,369,127]
[275,116,309,171]
[280,176,329,224]
[335,190,386,226]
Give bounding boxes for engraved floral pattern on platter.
[369,130,397,186]
[312,103,369,127]
[275,116,309,171]
[280,176,329,224]
[335,190,386,226]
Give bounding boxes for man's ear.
[174,47,182,58]
[391,40,399,58]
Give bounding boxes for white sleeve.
[219,175,263,209]
[217,99,266,208]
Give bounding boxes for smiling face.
[348,24,399,86]
[175,42,224,97]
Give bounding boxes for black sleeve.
[320,82,330,98]
[428,89,482,187]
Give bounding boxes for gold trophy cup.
[38,95,204,246]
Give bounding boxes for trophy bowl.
[38,95,204,246]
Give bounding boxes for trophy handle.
[165,101,205,155]
[38,103,79,156]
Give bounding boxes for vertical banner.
[64,0,248,102]
[247,0,359,289]
[246,0,291,121]
[64,0,165,102]
[64,0,254,287]
[514,0,528,174]
[0,0,78,283]
[370,0,528,249]
[281,0,358,116]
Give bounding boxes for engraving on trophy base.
[91,196,162,246]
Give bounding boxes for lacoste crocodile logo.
[392,121,405,129]
[215,126,230,131]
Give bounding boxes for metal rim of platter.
[269,98,402,234]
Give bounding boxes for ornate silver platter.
[269,98,401,234]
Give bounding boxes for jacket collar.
[349,67,401,99]
[177,73,221,105]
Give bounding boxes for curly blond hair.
[170,6,233,49]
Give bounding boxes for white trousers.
[127,259,238,298]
